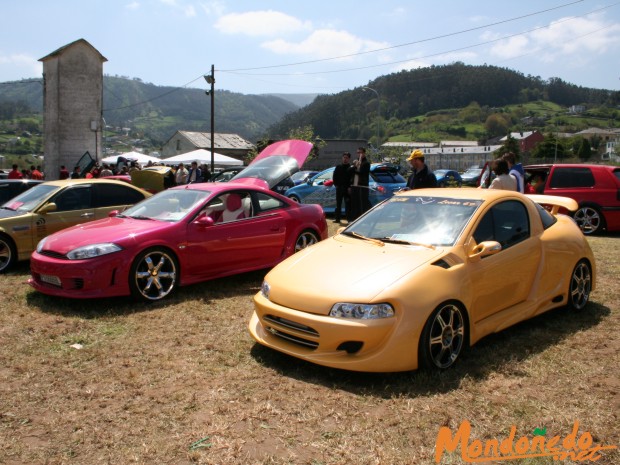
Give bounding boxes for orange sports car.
[249,188,596,372]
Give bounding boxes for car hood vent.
[432,253,463,269]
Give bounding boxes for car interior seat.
[220,193,246,222]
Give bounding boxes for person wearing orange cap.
[405,149,437,189]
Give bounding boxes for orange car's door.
[467,199,541,323]
[34,184,95,243]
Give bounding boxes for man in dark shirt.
[332,151,351,222]
[406,149,437,189]
[348,147,371,220]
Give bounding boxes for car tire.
[129,247,179,301]
[419,301,466,370]
[288,195,301,203]
[573,204,605,235]
[0,233,17,274]
[294,230,319,253]
[567,260,592,311]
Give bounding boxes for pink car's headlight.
[67,243,123,260]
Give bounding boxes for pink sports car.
[29,140,327,301]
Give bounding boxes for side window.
[313,171,333,186]
[52,186,92,211]
[255,192,286,213]
[93,184,145,207]
[473,201,530,249]
[203,191,252,223]
[550,167,595,188]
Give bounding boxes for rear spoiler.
[527,194,578,215]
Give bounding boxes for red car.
[29,140,328,301]
[524,164,620,234]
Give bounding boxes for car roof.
[397,187,524,202]
[40,178,145,187]
[167,180,273,194]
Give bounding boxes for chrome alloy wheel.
[574,206,603,235]
[426,303,465,369]
[569,260,592,311]
[294,230,319,252]
[131,248,178,301]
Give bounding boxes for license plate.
[40,274,61,287]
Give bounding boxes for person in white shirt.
[489,159,517,191]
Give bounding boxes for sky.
[1,0,619,96]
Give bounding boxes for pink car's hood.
[40,217,170,254]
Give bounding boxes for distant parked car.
[291,170,319,185]
[460,167,483,187]
[434,169,463,187]
[286,164,406,214]
[210,167,245,182]
[0,179,44,205]
[0,179,150,273]
[524,164,620,235]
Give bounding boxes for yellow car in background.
[0,179,150,273]
[249,188,596,372]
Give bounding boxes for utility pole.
[204,65,215,173]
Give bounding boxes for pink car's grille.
[39,250,67,259]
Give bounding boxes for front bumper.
[249,292,419,372]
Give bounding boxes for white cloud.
[0,53,42,79]
[262,29,390,59]
[125,2,140,10]
[214,10,311,37]
[487,14,620,62]
[159,0,196,17]
[200,0,226,17]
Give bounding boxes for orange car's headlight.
[329,303,394,319]
[260,281,271,300]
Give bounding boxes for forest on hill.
[269,63,620,146]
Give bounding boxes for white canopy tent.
[101,151,161,166]
[162,149,243,167]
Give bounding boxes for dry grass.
[0,221,618,465]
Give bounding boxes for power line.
[218,0,589,72]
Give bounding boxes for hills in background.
[1,63,619,151]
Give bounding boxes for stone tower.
[39,39,107,180]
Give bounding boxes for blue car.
[434,169,463,187]
[286,164,406,214]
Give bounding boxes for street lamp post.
[204,65,215,173]
[362,86,380,154]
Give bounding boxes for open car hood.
[230,139,313,189]
[75,151,97,179]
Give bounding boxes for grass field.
[0,222,618,465]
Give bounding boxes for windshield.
[122,188,211,222]
[371,166,406,183]
[231,155,299,188]
[2,184,58,212]
[343,195,482,246]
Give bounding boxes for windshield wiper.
[376,237,436,249]
[128,215,153,220]
[347,231,384,246]
[1,206,16,211]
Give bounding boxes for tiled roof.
[179,131,254,150]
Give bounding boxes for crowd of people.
[5,164,45,180]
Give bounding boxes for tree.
[577,138,593,161]
[495,135,520,158]
[484,113,511,137]
[531,133,565,160]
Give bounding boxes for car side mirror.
[468,240,501,260]
[194,214,215,227]
[108,210,120,217]
[39,203,58,214]
[323,180,334,187]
